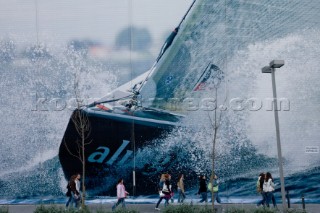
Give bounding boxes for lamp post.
[262,60,286,210]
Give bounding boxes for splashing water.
[0,0,320,203]
[0,42,118,197]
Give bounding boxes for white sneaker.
[155,207,160,211]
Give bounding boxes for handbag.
[73,194,81,201]
[159,191,165,197]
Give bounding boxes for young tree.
[63,64,92,208]
[208,88,223,210]
[205,64,225,210]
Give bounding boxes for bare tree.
[64,70,92,208]
[207,88,223,210]
[206,65,225,210]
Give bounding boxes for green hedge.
[96,207,139,213]
[31,204,308,213]
[162,204,217,213]
[0,206,8,213]
[34,205,90,213]
[34,205,139,213]
[224,207,307,213]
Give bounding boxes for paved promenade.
[2,203,318,213]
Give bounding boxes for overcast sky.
[0,0,193,48]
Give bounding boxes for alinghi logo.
[88,140,133,165]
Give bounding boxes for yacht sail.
[138,0,320,112]
[138,0,223,111]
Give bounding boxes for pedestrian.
[263,172,277,208]
[69,173,81,208]
[112,178,129,211]
[177,173,186,203]
[158,174,166,191]
[155,174,166,210]
[155,174,172,211]
[65,175,76,209]
[198,175,207,203]
[169,174,174,203]
[256,172,266,207]
[209,174,221,203]
[75,173,82,207]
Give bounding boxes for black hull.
[59,108,179,195]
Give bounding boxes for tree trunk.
[211,89,218,211]
[82,136,86,208]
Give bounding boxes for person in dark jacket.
[65,175,76,208]
[198,175,207,203]
[69,174,81,208]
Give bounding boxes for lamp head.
[270,60,284,68]
[262,66,272,73]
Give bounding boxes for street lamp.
[262,60,286,210]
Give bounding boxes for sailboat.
[58,0,223,195]
[59,0,320,196]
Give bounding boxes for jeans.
[257,192,266,206]
[156,197,170,208]
[178,189,186,203]
[271,193,277,208]
[65,196,72,207]
[209,192,221,203]
[70,192,80,208]
[265,192,274,207]
[112,198,126,211]
[199,192,207,203]
[213,192,221,203]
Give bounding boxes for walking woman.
[155,174,172,211]
[177,174,186,203]
[256,172,266,207]
[211,174,221,203]
[69,174,81,208]
[65,175,76,208]
[198,175,207,203]
[263,172,276,208]
[74,173,81,207]
[112,178,129,211]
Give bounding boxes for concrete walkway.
[1,203,317,213]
